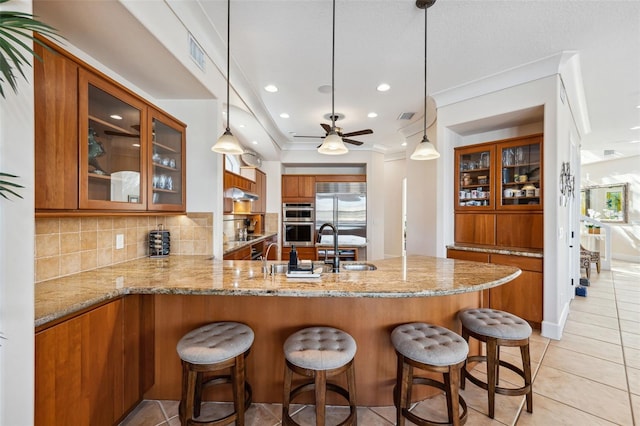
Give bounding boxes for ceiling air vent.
[397,112,415,120]
[604,149,616,156]
[189,33,206,71]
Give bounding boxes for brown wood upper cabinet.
[35,39,186,213]
[282,175,315,201]
[240,167,267,213]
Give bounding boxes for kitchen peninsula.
[35,255,520,422]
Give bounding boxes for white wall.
[0,0,35,422]
[383,158,406,258]
[582,155,640,262]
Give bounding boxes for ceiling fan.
[295,115,373,146]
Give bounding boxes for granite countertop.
[35,255,520,328]
[447,243,543,258]
[223,233,277,254]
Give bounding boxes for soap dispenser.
[288,245,298,271]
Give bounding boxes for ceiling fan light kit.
[212,0,244,155]
[411,0,440,161]
[318,130,349,155]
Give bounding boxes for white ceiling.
[34,0,640,163]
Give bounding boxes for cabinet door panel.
[447,249,490,263]
[491,253,543,272]
[298,176,316,198]
[34,42,79,210]
[496,214,543,249]
[79,70,148,210]
[454,214,496,246]
[489,270,543,326]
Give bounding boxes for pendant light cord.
[226,0,231,133]
[331,0,336,131]
[423,4,428,138]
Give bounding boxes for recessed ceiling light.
[238,124,245,128]
[401,142,407,147]
[280,113,290,118]
[110,114,122,120]
[367,112,378,118]
[264,84,278,93]
[630,140,640,144]
[252,140,258,145]
[376,83,390,92]
[631,125,640,130]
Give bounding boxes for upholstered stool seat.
[177,322,254,425]
[282,327,357,426]
[391,323,469,426]
[458,309,533,419]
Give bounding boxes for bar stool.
[282,326,357,426]
[391,322,469,426]
[458,308,533,419]
[176,322,254,426]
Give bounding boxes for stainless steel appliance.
[282,202,315,247]
[315,182,367,249]
[282,202,314,221]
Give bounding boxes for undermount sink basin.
[341,263,377,271]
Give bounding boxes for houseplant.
[0,0,59,199]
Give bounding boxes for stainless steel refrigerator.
[315,182,367,257]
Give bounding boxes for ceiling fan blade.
[320,123,332,133]
[343,138,364,146]
[294,135,325,139]
[342,129,373,137]
[104,130,139,138]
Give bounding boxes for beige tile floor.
[120,260,639,425]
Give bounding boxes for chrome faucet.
[317,222,340,273]
[262,242,278,278]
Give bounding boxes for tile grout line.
[612,268,638,426]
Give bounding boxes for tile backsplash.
[35,212,213,283]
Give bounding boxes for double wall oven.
[282,203,315,247]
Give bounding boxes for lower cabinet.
[447,249,543,327]
[281,246,317,261]
[35,296,154,425]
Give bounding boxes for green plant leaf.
[0,172,24,200]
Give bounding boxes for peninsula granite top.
[35,255,521,327]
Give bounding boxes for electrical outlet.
[116,234,124,249]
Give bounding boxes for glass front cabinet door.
[148,108,186,211]
[498,134,543,210]
[79,69,148,210]
[455,145,494,210]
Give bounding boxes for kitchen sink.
[341,263,377,271]
[269,263,333,274]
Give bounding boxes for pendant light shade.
[318,131,349,155]
[212,0,244,155]
[411,0,439,161]
[318,0,348,155]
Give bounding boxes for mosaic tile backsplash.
[35,213,213,283]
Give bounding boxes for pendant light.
[211,0,244,155]
[411,0,440,161]
[318,0,348,155]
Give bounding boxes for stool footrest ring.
[283,380,356,426]
[394,377,468,426]
[464,355,531,397]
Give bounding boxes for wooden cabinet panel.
[454,214,496,246]
[281,246,316,261]
[491,253,543,272]
[282,175,315,201]
[496,213,543,249]
[35,297,153,425]
[447,249,490,263]
[34,41,79,210]
[489,270,543,326]
[224,245,252,260]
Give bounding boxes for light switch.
[116,234,124,249]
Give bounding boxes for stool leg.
[184,364,198,425]
[233,353,246,425]
[282,363,293,423]
[460,328,469,390]
[194,371,203,418]
[346,361,357,423]
[179,362,189,425]
[521,342,533,413]
[486,338,498,419]
[396,355,411,426]
[315,370,327,426]
[495,346,501,385]
[444,366,462,426]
